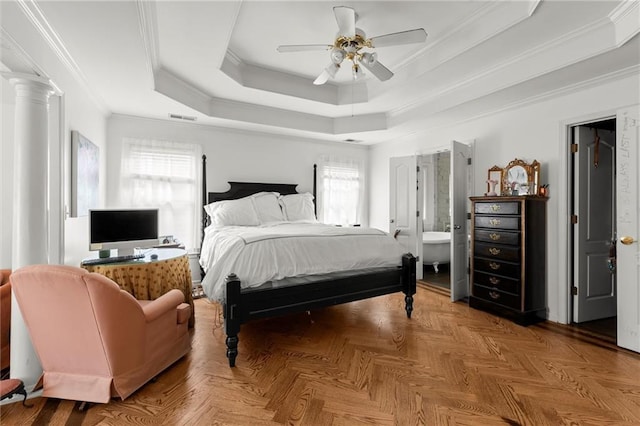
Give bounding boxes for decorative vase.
[486,179,498,196]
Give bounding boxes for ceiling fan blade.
[277,44,331,53]
[333,6,356,38]
[313,70,330,85]
[369,28,427,48]
[361,60,393,82]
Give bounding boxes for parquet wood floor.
[2,286,639,425]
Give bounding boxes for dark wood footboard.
[223,253,416,367]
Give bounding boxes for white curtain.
[120,138,201,250]
[318,155,365,226]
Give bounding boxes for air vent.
[168,113,197,121]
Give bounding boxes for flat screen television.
[89,209,159,256]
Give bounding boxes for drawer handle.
[489,262,500,270]
[491,204,501,212]
[489,233,501,241]
[489,291,500,300]
[489,277,500,285]
[489,247,501,255]
[489,219,501,226]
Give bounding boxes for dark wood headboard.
[208,182,298,204]
[200,155,317,243]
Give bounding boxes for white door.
[390,156,419,275]
[416,159,425,280]
[573,126,616,322]
[616,105,640,352]
[450,141,471,301]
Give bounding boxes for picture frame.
[487,165,502,196]
[71,131,99,217]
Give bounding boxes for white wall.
[1,79,16,269]
[106,114,370,232]
[0,1,109,268]
[370,73,640,324]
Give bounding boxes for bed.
[200,157,416,367]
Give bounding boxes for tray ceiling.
[2,0,638,144]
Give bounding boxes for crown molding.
[383,64,640,146]
[110,112,369,149]
[394,0,540,77]
[0,26,46,77]
[437,65,640,136]
[154,67,212,114]
[221,49,369,105]
[153,66,386,135]
[608,0,640,46]
[486,64,640,118]
[15,0,108,112]
[390,11,625,118]
[136,0,159,80]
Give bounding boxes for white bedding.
[200,222,405,302]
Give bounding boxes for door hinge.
[571,144,578,153]
[417,210,420,217]
[467,212,472,220]
[572,286,578,295]
[417,165,420,172]
[467,158,472,165]
[571,214,578,224]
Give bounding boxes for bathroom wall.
[420,151,451,232]
[435,152,450,231]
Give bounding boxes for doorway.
[419,152,451,291]
[570,117,616,342]
[389,141,472,302]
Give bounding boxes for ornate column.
[7,74,54,390]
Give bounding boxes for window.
[120,138,201,249]
[318,156,365,226]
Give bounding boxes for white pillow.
[279,193,317,222]
[251,192,285,224]
[204,197,259,227]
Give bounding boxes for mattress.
[200,222,405,302]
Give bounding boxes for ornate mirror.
[502,158,540,195]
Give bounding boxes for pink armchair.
[10,264,191,404]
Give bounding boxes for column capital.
[3,71,55,94]
[4,73,55,105]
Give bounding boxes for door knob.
[390,219,395,223]
[453,225,461,229]
[620,236,636,245]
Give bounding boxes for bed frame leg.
[405,295,414,318]
[402,253,417,318]
[226,335,238,367]
[224,273,241,367]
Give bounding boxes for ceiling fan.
[277,6,427,85]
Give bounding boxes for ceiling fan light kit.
[278,6,427,85]
[352,63,364,80]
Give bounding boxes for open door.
[573,125,616,322]
[389,156,419,277]
[616,105,640,352]
[450,141,472,301]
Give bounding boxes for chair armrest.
[176,303,191,325]
[141,289,185,323]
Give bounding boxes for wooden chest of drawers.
[469,196,548,325]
